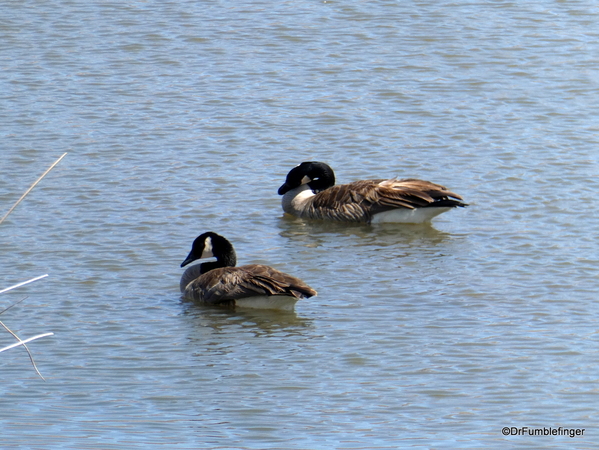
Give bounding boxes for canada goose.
[180,232,317,311]
[278,161,467,224]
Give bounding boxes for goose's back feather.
[305,178,465,223]
[182,264,317,305]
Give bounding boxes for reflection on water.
[277,214,455,248]
[180,300,314,339]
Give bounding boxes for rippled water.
[2,1,599,448]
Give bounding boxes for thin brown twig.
[0,296,28,316]
[0,320,50,380]
[0,152,67,225]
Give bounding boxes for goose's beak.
[278,183,291,195]
[181,253,194,268]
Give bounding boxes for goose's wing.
[309,179,465,221]
[372,178,466,211]
[308,180,383,222]
[185,265,317,305]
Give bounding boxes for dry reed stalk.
[0,152,67,225]
[0,275,53,380]
[0,332,54,353]
[0,153,65,379]
[0,320,53,380]
[0,274,49,296]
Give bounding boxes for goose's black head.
[181,231,237,269]
[278,161,336,195]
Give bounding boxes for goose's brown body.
[180,232,316,310]
[181,263,316,305]
[279,162,467,224]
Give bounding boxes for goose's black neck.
[300,161,335,193]
[209,233,237,268]
[202,251,236,274]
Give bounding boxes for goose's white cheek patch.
[201,236,214,259]
[301,175,312,185]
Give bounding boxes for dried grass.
[1,153,67,379]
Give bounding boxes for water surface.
[2,1,599,448]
